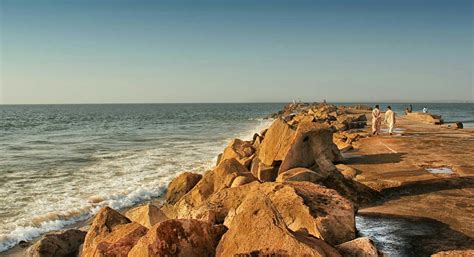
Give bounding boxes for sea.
[0,102,472,252]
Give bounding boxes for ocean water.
[0,103,281,252]
[0,102,472,252]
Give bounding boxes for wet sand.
[346,115,474,255]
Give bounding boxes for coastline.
[3,103,474,256]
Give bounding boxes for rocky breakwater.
[25,103,383,257]
[406,112,444,125]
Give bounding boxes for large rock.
[212,181,356,245]
[167,158,253,219]
[256,119,342,176]
[257,118,296,167]
[216,193,341,257]
[279,121,342,173]
[125,204,168,228]
[250,157,279,182]
[275,167,324,183]
[128,219,227,257]
[218,138,256,169]
[406,112,443,125]
[25,229,86,257]
[82,207,131,257]
[166,172,202,205]
[336,237,383,257]
[93,222,148,256]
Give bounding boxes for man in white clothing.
[371,105,382,135]
[384,106,396,135]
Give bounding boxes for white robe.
[384,109,396,133]
[371,108,382,134]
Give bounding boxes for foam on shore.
[0,118,273,253]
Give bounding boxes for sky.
[0,0,472,104]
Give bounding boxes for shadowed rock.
[82,207,131,257]
[93,222,148,256]
[125,204,169,229]
[25,229,86,257]
[336,237,383,257]
[128,219,227,257]
[166,172,202,205]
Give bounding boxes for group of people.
[371,105,396,136]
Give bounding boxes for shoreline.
[3,102,474,256]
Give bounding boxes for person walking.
[384,106,396,135]
[371,105,382,135]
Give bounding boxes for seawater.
[0,102,472,252]
[0,103,281,252]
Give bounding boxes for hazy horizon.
[1,0,473,104]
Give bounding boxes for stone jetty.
[20,102,474,257]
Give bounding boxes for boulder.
[285,182,356,245]
[279,121,342,173]
[257,118,296,167]
[230,174,256,188]
[257,119,343,176]
[166,172,202,205]
[128,219,227,257]
[336,164,359,179]
[406,112,444,125]
[82,207,131,257]
[168,159,251,219]
[250,158,279,182]
[211,181,356,245]
[216,193,341,257]
[218,138,255,168]
[336,237,383,257]
[93,222,148,256]
[276,167,324,183]
[125,204,168,228]
[24,229,86,257]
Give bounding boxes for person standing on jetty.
[371,105,382,135]
[385,106,396,135]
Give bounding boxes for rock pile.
[26,103,383,257]
[406,112,444,125]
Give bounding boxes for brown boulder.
[25,229,86,257]
[82,207,131,257]
[168,158,251,218]
[230,173,256,188]
[128,219,227,257]
[166,172,202,205]
[336,237,383,257]
[250,158,279,182]
[211,181,355,246]
[406,112,443,125]
[336,164,359,179]
[257,119,342,176]
[216,193,341,257]
[93,222,148,256]
[275,167,324,183]
[125,204,168,229]
[218,138,255,169]
[279,121,342,173]
[257,118,296,167]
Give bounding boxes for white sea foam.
[0,118,273,253]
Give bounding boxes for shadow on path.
[356,213,474,257]
[343,153,407,165]
[380,176,474,200]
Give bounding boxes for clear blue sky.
[0,0,472,104]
